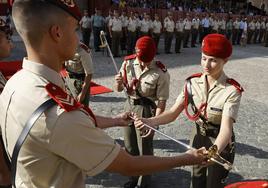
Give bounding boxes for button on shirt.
[0,59,120,188]
[176,73,242,125]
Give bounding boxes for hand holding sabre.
[132,115,233,170]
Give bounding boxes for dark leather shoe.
[124,181,137,188]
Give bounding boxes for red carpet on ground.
[225,180,268,188]
[0,61,113,95]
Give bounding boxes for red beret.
[135,36,156,63]
[11,0,82,21]
[202,34,232,59]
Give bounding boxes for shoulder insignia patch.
[186,73,202,80]
[45,83,81,112]
[45,83,98,126]
[124,54,136,61]
[79,42,90,53]
[155,61,167,72]
[227,78,244,94]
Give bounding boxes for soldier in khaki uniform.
[64,42,94,106]
[164,12,175,54]
[0,17,12,188]
[232,17,240,45]
[248,19,256,44]
[126,12,138,55]
[114,36,170,188]
[175,17,184,53]
[109,10,123,57]
[259,18,266,43]
[152,14,162,54]
[135,34,243,188]
[0,1,207,188]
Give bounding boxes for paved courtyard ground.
[5,36,268,188]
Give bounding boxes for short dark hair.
[12,0,69,48]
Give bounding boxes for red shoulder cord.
[183,81,207,121]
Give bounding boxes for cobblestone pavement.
[5,37,268,188]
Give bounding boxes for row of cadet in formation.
[80,9,268,57]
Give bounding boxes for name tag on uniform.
[210,107,222,112]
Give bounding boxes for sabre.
[99,30,119,72]
[99,30,131,102]
[129,116,233,170]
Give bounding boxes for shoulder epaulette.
[45,83,98,125]
[186,73,202,80]
[79,42,90,53]
[124,54,136,61]
[45,83,81,112]
[227,78,244,94]
[155,61,167,72]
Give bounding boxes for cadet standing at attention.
[64,42,93,106]
[114,36,170,188]
[0,1,207,188]
[135,34,244,188]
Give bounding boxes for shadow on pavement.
[86,168,191,188]
[235,142,268,159]
[90,96,126,103]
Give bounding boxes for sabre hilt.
[99,30,108,48]
[208,145,233,170]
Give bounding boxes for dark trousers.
[190,128,235,188]
[124,105,154,187]
[247,30,254,44]
[259,29,265,43]
[226,30,232,40]
[81,28,91,47]
[199,27,204,43]
[254,30,260,43]
[175,31,183,53]
[237,29,243,45]
[127,31,136,54]
[93,27,102,51]
[183,30,190,47]
[265,31,268,47]
[121,28,127,53]
[232,29,238,45]
[164,32,173,53]
[191,29,198,47]
[111,31,122,57]
[152,33,161,52]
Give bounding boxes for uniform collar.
[197,72,227,89]
[22,58,65,89]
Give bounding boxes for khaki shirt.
[192,19,199,30]
[80,16,91,29]
[127,18,138,32]
[249,21,256,30]
[0,59,120,188]
[183,19,192,30]
[260,21,266,29]
[140,19,152,33]
[175,21,184,32]
[164,17,175,32]
[176,73,242,125]
[109,18,122,32]
[219,20,226,30]
[233,20,240,29]
[65,46,94,75]
[119,58,170,115]
[256,21,261,30]
[152,20,162,34]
